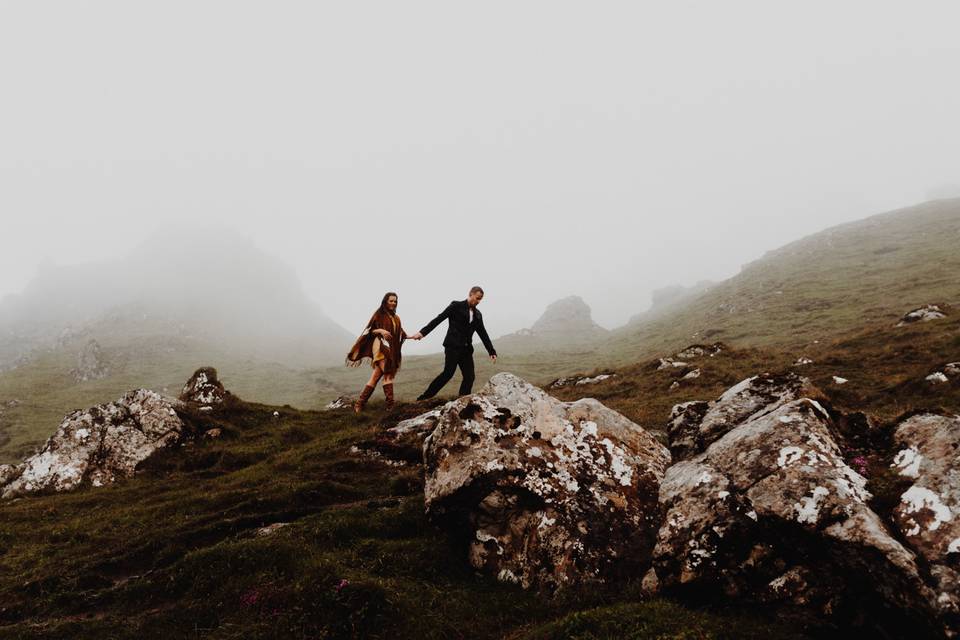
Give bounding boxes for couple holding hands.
[346,286,497,413]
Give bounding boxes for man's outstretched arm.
[476,316,497,358]
[418,302,454,338]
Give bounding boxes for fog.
[2,1,959,356]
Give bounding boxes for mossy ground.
[1,398,808,639]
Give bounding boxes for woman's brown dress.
[345,309,405,375]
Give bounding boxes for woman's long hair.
[379,292,398,315]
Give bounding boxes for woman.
[345,292,409,412]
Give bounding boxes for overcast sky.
[2,1,959,355]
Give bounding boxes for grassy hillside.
[604,198,960,362]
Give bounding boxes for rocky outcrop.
[325,395,355,410]
[653,375,940,636]
[72,339,109,382]
[179,367,229,406]
[656,343,724,370]
[898,304,948,326]
[889,413,960,631]
[422,373,670,592]
[1,389,183,498]
[529,296,608,338]
[549,373,616,389]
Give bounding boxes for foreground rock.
[666,372,821,461]
[890,413,960,631]
[653,375,939,636]
[422,373,670,592]
[179,367,230,406]
[1,389,183,498]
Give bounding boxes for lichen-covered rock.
[897,304,947,326]
[666,372,820,462]
[179,367,228,405]
[549,373,616,388]
[1,389,183,498]
[889,413,960,632]
[652,378,939,635]
[325,395,355,410]
[674,343,724,360]
[422,373,670,592]
[72,339,109,382]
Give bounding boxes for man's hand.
[411,332,423,340]
[490,355,497,362]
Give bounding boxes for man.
[412,286,497,400]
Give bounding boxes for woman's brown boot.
[354,384,375,413]
[383,383,395,411]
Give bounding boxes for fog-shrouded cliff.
[0,229,352,370]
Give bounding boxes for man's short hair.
[469,286,484,295]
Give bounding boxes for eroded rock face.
[1,389,183,498]
[654,378,939,635]
[422,373,670,592]
[179,367,228,405]
[889,413,960,631]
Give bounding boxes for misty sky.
[2,2,959,355]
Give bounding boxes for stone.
[674,343,724,360]
[889,413,960,631]
[652,382,938,635]
[179,367,229,405]
[422,373,670,592]
[325,395,355,410]
[666,372,821,461]
[897,304,947,326]
[550,373,616,388]
[1,389,184,498]
[832,376,848,385]
[927,372,950,385]
[794,357,814,366]
[946,363,960,377]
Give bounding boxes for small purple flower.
[240,589,260,606]
[335,579,349,593]
[850,455,869,474]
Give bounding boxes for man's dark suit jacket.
[419,300,497,356]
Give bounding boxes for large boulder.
[179,367,229,406]
[652,376,939,636]
[889,413,960,632]
[1,389,183,498]
[422,373,670,592]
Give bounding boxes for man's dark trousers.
[422,346,475,398]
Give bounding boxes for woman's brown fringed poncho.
[345,309,405,375]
